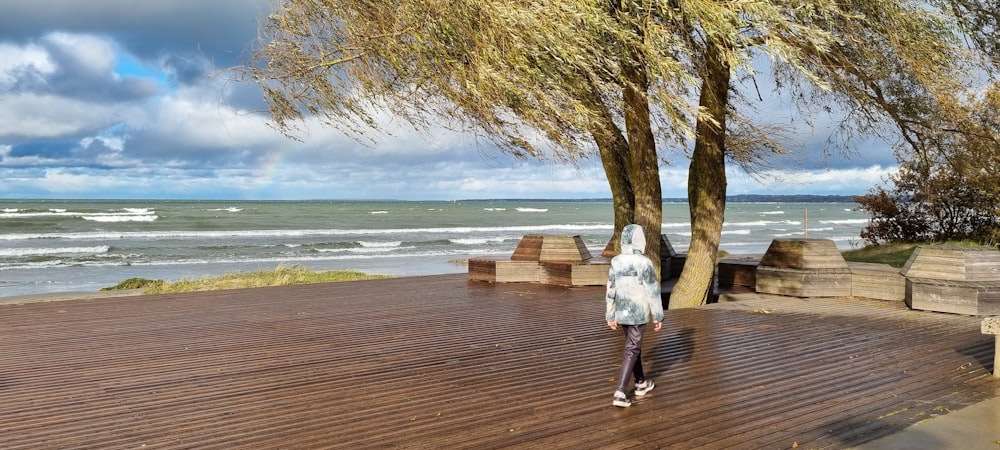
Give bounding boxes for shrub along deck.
[1,274,997,449]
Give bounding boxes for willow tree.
[244,1,684,271]
[653,0,995,307]
[243,0,993,308]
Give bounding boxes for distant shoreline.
[3,195,860,203]
[457,194,860,203]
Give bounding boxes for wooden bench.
[717,258,759,289]
[848,262,905,302]
[539,257,612,287]
[983,317,1000,378]
[469,233,681,287]
[902,246,1000,315]
[755,239,852,297]
[468,235,607,286]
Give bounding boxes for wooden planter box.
[902,245,1000,315]
[755,239,851,297]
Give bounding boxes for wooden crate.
[849,262,905,302]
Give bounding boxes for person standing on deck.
[605,223,663,408]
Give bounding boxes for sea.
[0,199,870,298]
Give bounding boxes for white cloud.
[0,42,54,88]
[0,94,90,138]
[0,2,901,201]
[727,165,895,196]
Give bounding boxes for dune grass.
[841,241,988,268]
[101,265,391,295]
[841,242,920,267]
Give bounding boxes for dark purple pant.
[616,323,646,393]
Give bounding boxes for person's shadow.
[647,327,695,379]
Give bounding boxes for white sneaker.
[634,380,655,396]
[612,391,631,407]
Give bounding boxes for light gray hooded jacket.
[605,224,664,325]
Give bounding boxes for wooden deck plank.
[1,275,998,449]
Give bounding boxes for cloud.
[0,41,55,89]
[727,165,894,197]
[0,0,270,65]
[0,1,897,200]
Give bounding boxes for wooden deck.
[2,274,998,449]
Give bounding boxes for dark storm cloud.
[0,0,271,73]
[8,139,78,161]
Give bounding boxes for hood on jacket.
[620,224,646,256]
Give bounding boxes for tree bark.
[588,105,635,257]
[622,46,663,277]
[669,42,730,309]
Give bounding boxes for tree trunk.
[587,98,635,257]
[622,46,663,277]
[669,43,730,309]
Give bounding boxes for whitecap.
[358,241,402,248]
[346,245,415,254]
[819,219,868,225]
[451,237,505,245]
[82,215,159,222]
[0,246,110,257]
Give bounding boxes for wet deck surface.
[2,274,998,449]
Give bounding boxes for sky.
[0,1,899,201]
